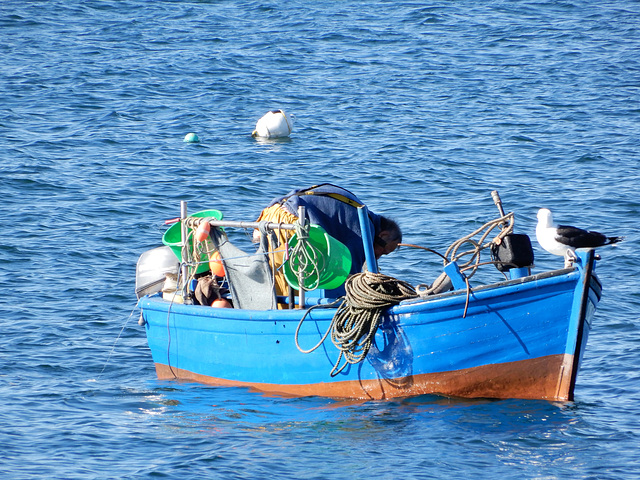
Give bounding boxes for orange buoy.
[195,221,210,242]
[209,251,225,277]
[211,298,232,308]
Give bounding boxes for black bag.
[491,234,535,272]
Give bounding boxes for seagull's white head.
[537,208,554,228]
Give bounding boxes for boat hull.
[140,251,601,401]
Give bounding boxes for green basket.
[283,225,352,290]
[162,209,223,274]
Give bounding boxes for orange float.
[211,298,232,308]
[209,251,225,277]
[194,221,211,242]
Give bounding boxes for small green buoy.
[184,132,200,143]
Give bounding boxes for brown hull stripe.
[155,353,575,401]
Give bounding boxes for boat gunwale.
[398,261,600,309]
[141,260,600,322]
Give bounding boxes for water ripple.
[2,0,640,478]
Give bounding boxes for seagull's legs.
[564,250,577,268]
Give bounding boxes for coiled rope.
[295,272,417,376]
[444,212,514,277]
[286,220,325,291]
[415,212,515,296]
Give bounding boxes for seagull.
[536,208,624,264]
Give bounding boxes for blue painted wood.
[357,205,378,273]
[509,267,531,279]
[443,261,467,290]
[140,251,600,396]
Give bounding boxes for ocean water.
[2,1,639,478]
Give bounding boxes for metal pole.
[297,206,306,309]
[206,219,297,231]
[491,190,506,217]
[180,201,188,297]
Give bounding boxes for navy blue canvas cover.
[267,184,380,274]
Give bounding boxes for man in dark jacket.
[256,184,401,294]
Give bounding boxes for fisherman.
[256,183,401,295]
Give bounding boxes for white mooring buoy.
[251,110,293,138]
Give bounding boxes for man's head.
[373,217,402,259]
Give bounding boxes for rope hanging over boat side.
[330,272,417,375]
[415,212,515,296]
[295,272,418,376]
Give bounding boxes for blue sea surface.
[2,1,639,478]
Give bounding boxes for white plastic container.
[135,246,180,299]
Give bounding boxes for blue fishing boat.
[136,193,601,401]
